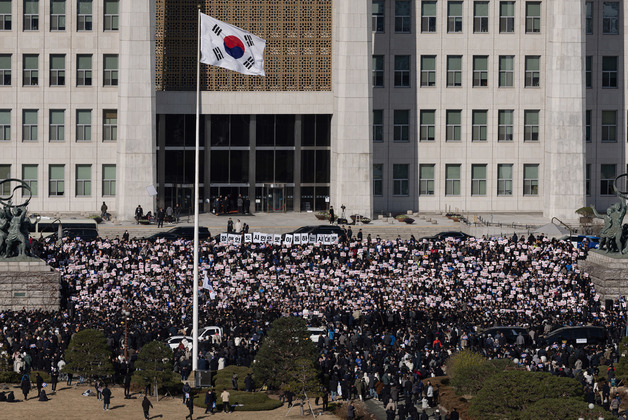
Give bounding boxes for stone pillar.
[116,0,156,220]
[543,0,586,220]
[331,0,373,218]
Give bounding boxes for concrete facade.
[0,260,60,311]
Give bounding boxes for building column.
[294,115,302,212]
[543,0,586,220]
[248,115,256,213]
[116,0,156,220]
[331,0,373,217]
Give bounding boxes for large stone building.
[0,0,618,220]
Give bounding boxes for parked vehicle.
[307,326,326,343]
[561,235,600,249]
[167,335,193,350]
[288,225,347,241]
[479,326,532,346]
[420,231,474,241]
[199,326,223,341]
[543,326,607,346]
[29,217,98,239]
[146,226,212,241]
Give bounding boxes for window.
[394,55,410,87]
[602,56,618,88]
[393,164,409,196]
[497,164,513,196]
[0,109,9,140]
[586,110,591,142]
[473,1,489,33]
[372,0,384,33]
[498,110,514,141]
[525,56,540,87]
[525,2,541,33]
[420,110,435,141]
[0,0,11,30]
[103,109,117,141]
[50,0,65,31]
[499,55,514,87]
[49,164,64,196]
[523,164,539,196]
[22,165,37,196]
[22,54,37,86]
[445,164,461,196]
[0,164,9,195]
[447,55,462,87]
[472,110,487,142]
[585,56,592,88]
[586,164,591,195]
[372,55,384,87]
[76,109,91,141]
[49,54,64,86]
[586,2,593,34]
[373,164,383,196]
[394,110,409,142]
[448,1,463,33]
[22,109,37,141]
[103,54,118,86]
[102,164,116,196]
[395,0,411,33]
[473,56,488,87]
[500,1,515,33]
[373,110,383,142]
[49,109,64,141]
[601,164,616,195]
[77,54,92,86]
[420,55,435,87]
[23,0,38,30]
[0,54,10,85]
[77,0,92,31]
[603,2,619,34]
[524,110,539,141]
[421,1,436,32]
[75,164,91,196]
[471,164,487,195]
[103,0,118,30]
[446,110,461,142]
[419,164,435,195]
[601,110,617,142]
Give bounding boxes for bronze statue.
[0,179,34,259]
[591,173,628,255]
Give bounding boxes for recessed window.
[395,0,411,33]
[602,2,619,34]
[50,54,65,86]
[446,110,461,142]
[373,110,383,143]
[22,54,38,86]
[0,164,10,195]
[473,1,489,33]
[419,164,435,196]
[394,55,410,87]
[447,55,462,87]
[373,164,383,196]
[50,0,65,31]
[49,164,64,196]
[523,164,539,196]
[447,1,463,33]
[445,164,461,196]
[75,164,91,196]
[585,2,593,34]
[601,110,617,142]
[472,110,487,142]
[77,0,92,31]
[103,0,119,31]
[471,164,487,196]
[602,56,618,88]
[103,110,117,142]
[372,55,384,87]
[585,56,592,88]
[420,55,436,87]
[372,0,385,33]
[421,1,437,33]
[393,164,409,196]
[500,1,515,33]
[497,164,513,196]
[23,0,38,31]
[524,110,539,141]
[102,164,116,196]
[420,110,435,141]
[525,2,541,33]
[600,164,616,195]
[498,110,514,141]
[0,54,10,85]
[76,109,91,141]
[585,110,591,142]
[49,109,64,141]
[394,110,409,142]
[525,56,540,87]
[0,0,12,30]
[499,55,514,87]
[473,56,488,87]
[22,164,37,196]
[0,109,9,140]
[22,109,37,141]
[77,54,92,86]
[103,54,118,86]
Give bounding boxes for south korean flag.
[199,12,266,76]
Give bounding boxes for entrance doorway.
[259,184,286,213]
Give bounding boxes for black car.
[50,228,100,241]
[146,226,212,241]
[543,326,607,346]
[480,326,532,346]
[420,231,474,241]
[289,225,347,241]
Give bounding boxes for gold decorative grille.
[155,0,332,92]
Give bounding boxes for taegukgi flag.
[199,12,266,76]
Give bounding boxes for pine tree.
[252,317,320,391]
[132,340,173,400]
[63,329,114,381]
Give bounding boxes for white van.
[199,326,223,342]
[29,217,98,239]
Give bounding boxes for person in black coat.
[102,384,112,410]
[35,372,43,397]
[142,395,153,419]
[50,367,59,392]
[204,388,216,414]
[124,373,132,398]
[20,375,31,400]
[185,392,194,420]
[347,400,355,419]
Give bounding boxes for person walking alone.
[142,395,153,419]
[221,389,231,413]
[329,206,335,224]
[102,384,111,410]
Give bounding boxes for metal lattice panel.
[155,0,332,92]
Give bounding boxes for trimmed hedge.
[194,389,283,412]
[447,350,512,396]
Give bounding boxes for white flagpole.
[192,6,201,377]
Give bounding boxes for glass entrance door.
[262,184,286,212]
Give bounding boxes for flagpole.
[192,5,201,378]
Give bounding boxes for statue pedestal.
[580,251,628,302]
[0,259,60,311]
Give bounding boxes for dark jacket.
[102,387,112,404]
[142,396,153,411]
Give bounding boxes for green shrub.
[213,365,253,391]
[131,370,181,396]
[0,371,20,383]
[516,398,609,420]
[193,389,282,411]
[448,350,508,396]
[468,371,584,420]
[615,337,628,378]
[31,371,51,383]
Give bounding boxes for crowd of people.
[0,229,626,418]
